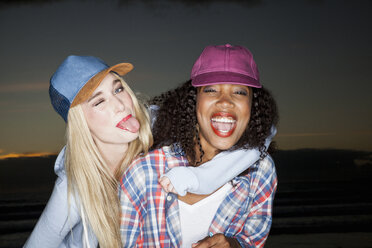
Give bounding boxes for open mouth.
[210,112,237,137]
[116,114,140,133]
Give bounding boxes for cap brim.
[191,71,261,88]
[71,63,133,107]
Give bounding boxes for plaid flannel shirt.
[120,145,277,248]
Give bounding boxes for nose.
[112,95,125,113]
[216,93,234,109]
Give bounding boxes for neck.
[95,142,128,175]
[194,140,218,166]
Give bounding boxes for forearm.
[164,149,261,196]
[163,126,276,196]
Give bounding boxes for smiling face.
[196,84,252,159]
[80,73,139,151]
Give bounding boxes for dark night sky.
[0,0,371,158]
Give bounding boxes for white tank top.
[178,183,232,248]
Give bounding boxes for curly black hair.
[150,80,278,166]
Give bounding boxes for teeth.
[218,129,230,133]
[211,116,236,134]
[211,117,236,123]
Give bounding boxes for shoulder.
[162,144,188,168]
[54,146,66,179]
[124,145,186,174]
[129,148,167,173]
[250,155,277,193]
[120,148,167,190]
[236,155,277,191]
[257,155,276,177]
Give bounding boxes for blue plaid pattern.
[120,145,277,247]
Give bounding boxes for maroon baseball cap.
[191,44,261,88]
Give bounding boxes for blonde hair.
[65,76,153,247]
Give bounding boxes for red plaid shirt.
[120,145,277,247]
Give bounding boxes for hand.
[191,233,240,248]
[159,176,177,194]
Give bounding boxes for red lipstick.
[116,114,140,133]
[210,112,237,137]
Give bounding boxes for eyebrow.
[88,91,102,102]
[87,79,122,102]
[113,79,121,86]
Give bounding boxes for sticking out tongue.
[116,115,140,133]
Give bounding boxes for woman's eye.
[203,87,217,93]
[94,99,104,107]
[115,86,124,94]
[235,90,248,96]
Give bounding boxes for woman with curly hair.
[120,44,279,247]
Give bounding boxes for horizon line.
[0,152,57,160]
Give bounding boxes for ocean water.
[265,232,372,248]
[1,181,372,248]
[1,150,372,247]
[0,192,49,248]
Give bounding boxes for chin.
[128,133,140,141]
[212,140,236,151]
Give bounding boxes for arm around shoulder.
[162,126,277,196]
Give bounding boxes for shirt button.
[167,195,172,201]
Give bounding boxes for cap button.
[225,44,232,48]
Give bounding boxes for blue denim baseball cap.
[49,55,133,122]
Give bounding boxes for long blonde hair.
[65,76,153,247]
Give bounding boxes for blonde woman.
[24,55,153,248]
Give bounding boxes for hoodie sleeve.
[163,126,277,196]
